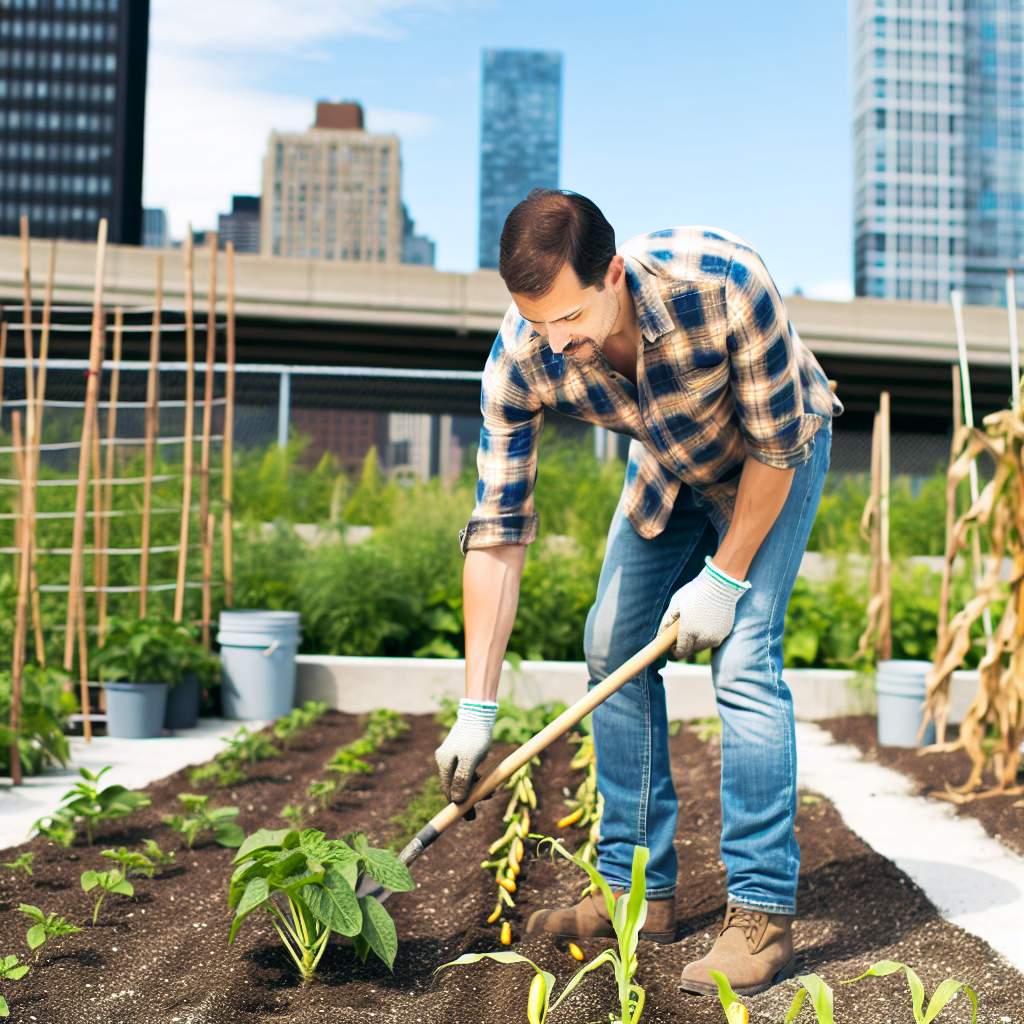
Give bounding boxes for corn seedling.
[100,846,156,879]
[228,827,414,981]
[843,959,978,1024]
[17,903,82,951]
[708,970,749,1024]
[33,765,150,846]
[140,838,176,873]
[783,973,835,1023]
[80,868,134,925]
[2,853,34,877]
[0,954,30,1018]
[440,841,650,1024]
[164,793,245,849]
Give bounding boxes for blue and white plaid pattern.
[459,225,844,554]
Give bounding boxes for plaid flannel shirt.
[459,225,843,555]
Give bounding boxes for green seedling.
[228,827,414,982]
[387,775,446,853]
[440,841,650,1024]
[0,954,30,1018]
[363,708,408,745]
[140,839,176,873]
[164,793,245,849]
[80,869,134,925]
[326,748,374,781]
[843,959,978,1024]
[223,727,280,766]
[189,757,246,788]
[273,701,329,747]
[281,802,314,829]
[100,846,156,879]
[17,903,82,951]
[708,970,749,1024]
[2,853,34,877]
[37,765,150,846]
[783,973,835,1023]
[29,813,76,848]
[307,778,338,809]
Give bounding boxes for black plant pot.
[164,672,200,730]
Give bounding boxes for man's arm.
[712,455,794,580]
[463,544,527,702]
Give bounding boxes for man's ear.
[606,253,625,289]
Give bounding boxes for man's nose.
[547,326,572,352]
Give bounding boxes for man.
[434,188,842,996]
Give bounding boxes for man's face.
[512,259,620,356]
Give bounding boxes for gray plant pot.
[164,672,200,730]
[103,682,169,739]
[875,659,937,748]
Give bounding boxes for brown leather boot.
[525,889,677,944]
[678,904,796,996]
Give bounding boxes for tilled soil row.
[1,712,1021,1024]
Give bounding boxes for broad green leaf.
[303,865,361,937]
[233,828,291,864]
[360,849,415,893]
[0,994,8,1017]
[358,896,398,970]
[229,876,270,944]
[110,879,134,897]
[3,966,26,982]
[328,845,361,889]
[214,822,245,849]
[299,829,332,861]
[26,924,46,951]
[923,979,978,1024]
[16,904,43,923]
[80,871,99,892]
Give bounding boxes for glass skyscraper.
[851,0,1024,306]
[0,0,150,244]
[478,49,562,270]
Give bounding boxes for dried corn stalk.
[922,409,1024,797]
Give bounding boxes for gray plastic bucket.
[876,660,937,748]
[164,672,199,730]
[217,610,300,720]
[103,682,169,739]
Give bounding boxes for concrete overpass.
[1,235,1022,432]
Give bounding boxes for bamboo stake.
[223,242,236,607]
[198,234,217,647]
[9,412,28,785]
[140,258,163,618]
[174,231,196,623]
[879,391,893,661]
[63,219,107,743]
[97,308,123,641]
[856,408,883,661]
[28,242,56,668]
[951,290,994,640]
[938,366,963,650]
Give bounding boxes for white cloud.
[143,0,453,239]
[801,277,854,302]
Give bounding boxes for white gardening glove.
[435,699,498,814]
[659,556,752,661]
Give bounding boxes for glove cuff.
[704,556,751,593]
[457,698,498,728]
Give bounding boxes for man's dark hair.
[498,188,616,299]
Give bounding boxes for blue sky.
[144,0,852,298]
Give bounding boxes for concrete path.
[0,718,261,850]
[797,720,1024,970]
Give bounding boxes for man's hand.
[659,556,752,661]
[435,699,499,813]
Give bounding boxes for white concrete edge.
[0,718,265,851]
[796,720,1024,970]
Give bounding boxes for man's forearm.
[712,454,795,580]
[463,544,526,702]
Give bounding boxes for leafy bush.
[91,615,214,687]
[0,665,74,777]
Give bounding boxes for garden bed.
[1,712,1020,1023]
[819,715,1024,860]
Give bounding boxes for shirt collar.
[622,254,675,344]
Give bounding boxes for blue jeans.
[583,422,832,913]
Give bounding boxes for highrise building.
[218,194,260,253]
[142,206,167,248]
[478,49,562,270]
[401,202,436,266]
[0,0,150,244]
[851,0,1024,306]
[261,100,402,262]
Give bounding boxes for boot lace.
[723,906,764,948]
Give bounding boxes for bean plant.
[17,903,82,951]
[32,765,150,846]
[100,846,157,879]
[0,954,30,1018]
[273,700,330,748]
[439,840,650,1024]
[80,869,134,925]
[227,827,414,981]
[141,838,176,872]
[165,793,244,849]
[2,853,34,877]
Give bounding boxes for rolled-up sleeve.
[725,249,824,470]
[458,332,544,556]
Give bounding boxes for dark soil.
[819,714,1024,860]
[1,711,1021,1024]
